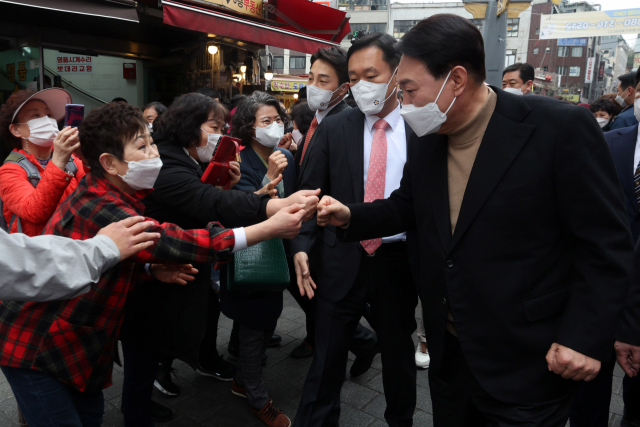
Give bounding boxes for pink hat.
[11,88,72,123]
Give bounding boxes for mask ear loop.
[434,70,456,115]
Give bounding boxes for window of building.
[471,19,483,33]
[533,47,539,54]
[393,20,419,39]
[505,49,517,67]
[338,0,387,11]
[507,18,519,37]
[273,56,284,70]
[558,46,568,57]
[345,23,387,40]
[543,66,548,71]
[602,49,609,55]
[289,56,306,70]
[535,28,540,35]
[571,47,583,57]
[569,66,580,77]
[557,66,567,76]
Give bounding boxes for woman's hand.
[266,150,288,181]
[228,161,241,189]
[255,174,282,198]
[52,127,81,172]
[150,264,199,285]
[278,133,293,151]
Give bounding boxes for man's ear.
[339,83,349,97]
[99,153,120,176]
[525,80,534,93]
[450,66,468,97]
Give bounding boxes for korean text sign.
[539,8,640,39]
[56,54,94,74]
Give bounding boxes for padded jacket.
[0,149,85,236]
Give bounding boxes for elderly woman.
[221,92,295,427]
[0,88,85,236]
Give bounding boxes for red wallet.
[200,136,241,189]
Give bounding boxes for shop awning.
[266,0,351,43]
[0,0,139,22]
[162,0,345,54]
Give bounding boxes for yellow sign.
[200,0,263,18]
[270,79,306,92]
[539,8,640,39]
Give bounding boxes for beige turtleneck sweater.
[445,87,497,336]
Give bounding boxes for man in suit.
[316,14,634,426]
[570,68,640,427]
[292,33,419,427]
[290,47,378,361]
[611,71,639,131]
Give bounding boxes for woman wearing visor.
[0,88,85,236]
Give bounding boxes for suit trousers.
[430,332,574,427]
[294,249,418,427]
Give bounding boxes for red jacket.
[0,174,235,393]
[0,149,85,236]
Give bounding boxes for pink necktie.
[361,119,389,255]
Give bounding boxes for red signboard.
[123,63,136,79]
[598,61,604,80]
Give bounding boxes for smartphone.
[64,104,84,128]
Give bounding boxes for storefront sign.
[56,54,94,74]
[17,62,27,81]
[540,8,640,39]
[200,0,263,18]
[634,53,640,70]
[598,61,605,79]
[585,57,596,83]
[557,38,588,46]
[270,80,306,92]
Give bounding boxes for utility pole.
[482,0,508,86]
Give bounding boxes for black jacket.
[340,89,634,404]
[120,134,270,366]
[290,105,416,302]
[294,100,351,179]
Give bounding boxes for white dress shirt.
[633,128,640,174]
[363,103,407,242]
[315,101,340,124]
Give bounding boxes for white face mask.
[634,98,640,123]
[118,157,163,191]
[350,68,398,115]
[292,129,304,144]
[307,84,345,111]
[399,70,456,137]
[254,122,284,148]
[616,88,628,107]
[198,129,222,162]
[17,116,59,147]
[504,85,525,96]
[148,123,153,132]
[596,117,609,128]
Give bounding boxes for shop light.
[264,66,274,81]
[233,74,242,82]
[207,45,218,55]
[294,94,299,99]
[240,65,247,73]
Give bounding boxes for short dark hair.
[231,94,248,110]
[397,14,486,85]
[153,93,228,149]
[635,67,640,88]
[589,98,617,117]
[0,90,35,149]
[142,101,167,117]
[347,32,401,71]
[503,63,534,83]
[196,87,221,100]
[231,91,288,146]
[111,97,128,104]
[298,86,307,100]
[79,103,147,178]
[618,72,635,90]
[290,102,316,135]
[311,47,349,85]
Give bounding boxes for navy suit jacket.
[235,146,296,198]
[605,124,640,242]
[610,105,639,131]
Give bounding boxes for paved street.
[0,292,628,426]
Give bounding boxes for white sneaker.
[415,342,430,369]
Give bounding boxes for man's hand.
[615,340,640,377]
[97,216,161,261]
[317,196,351,227]
[294,252,316,299]
[546,343,601,382]
[255,174,282,198]
[227,161,241,189]
[151,264,199,285]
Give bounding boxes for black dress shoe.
[268,334,282,347]
[350,341,380,378]
[150,400,173,422]
[291,341,314,359]
[622,409,640,427]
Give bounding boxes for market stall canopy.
[265,0,350,43]
[162,0,348,54]
[0,0,139,22]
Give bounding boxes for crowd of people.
[0,12,639,427]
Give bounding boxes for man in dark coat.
[315,14,634,426]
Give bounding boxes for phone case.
[64,104,84,128]
[200,136,241,189]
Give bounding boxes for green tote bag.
[227,238,290,292]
